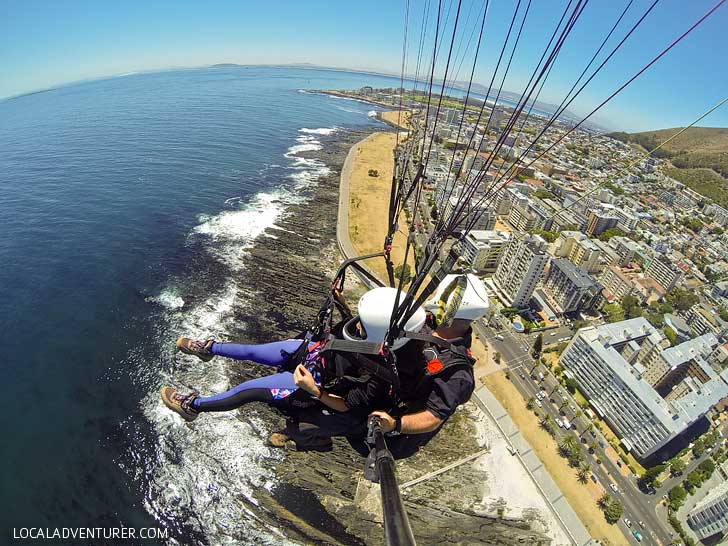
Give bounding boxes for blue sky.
[2,0,726,131]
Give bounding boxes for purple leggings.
[191,339,310,412]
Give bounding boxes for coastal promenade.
[336,128,596,546]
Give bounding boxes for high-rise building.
[540,258,603,315]
[553,231,602,273]
[687,480,728,540]
[493,234,549,307]
[644,255,683,292]
[561,318,728,461]
[600,265,637,302]
[586,211,619,236]
[507,201,537,232]
[458,230,510,273]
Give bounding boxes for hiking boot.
[176,337,215,362]
[160,387,200,422]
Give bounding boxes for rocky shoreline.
[225,126,550,545]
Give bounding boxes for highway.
[473,318,676,546]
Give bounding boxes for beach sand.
[380,109,415,131]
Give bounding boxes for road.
[473,319,675,546]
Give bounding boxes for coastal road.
[474,320,674,546]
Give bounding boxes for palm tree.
[527,397,536,410]
[540,415,555,435]
[577,463,590,484]
[580,423,594,438]
[598,492,612,510]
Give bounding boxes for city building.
[493,234,549,308]
[458,230,510,273]
[686,303,728,340]
[600,265,637,302]
[608,236,641,267]
[507,201,537,232]
[687,480,728,540]
[644,255,684,292]
[552,231,602,273]
[540,258,603,315]
[561,318,728,461]
[585,211,619,236]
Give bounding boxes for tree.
[394,263,413,285]
[564,377,579,394]
[668,485,687,510]
[605,500,623,523]
[666,288,699,312]
[693,437,706,458]
[598,493,612,509]
[698,459,715,478]
[577,463,590,484]
[621,295,643,319]
[670,458,686,477]
[531,229,558,243]
[430,204,438,221]
[603,303,625,323]
[639,463,667,490]
[367,169,379,177]
[532,333,543,356]
[664,326,678,346]
[598,228,624,242]
[581,423,594,438]
[686,470,704,491]
[559,435,578,457]
[527,397,536,410]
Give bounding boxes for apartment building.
[493,234,549,307]
[561,318,728,460]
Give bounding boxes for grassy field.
[484,371,629,546]
[346,132,411,282]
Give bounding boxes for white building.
[561,318,728,460]
[493,234,549,307]
[687,480,728,540]
[645,255,683,292]
[553,231,602,273]
[458,230,510,273]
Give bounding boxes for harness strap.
[399,331,474,362]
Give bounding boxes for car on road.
[632,530,643,542]
[495,334,504,341]
[598,440,606,449]
[536,400,542,408]
[590,474,597,483]
[610,483,619,493]
[638,521,645,529]
[624,518,631,527]
[556,418,564,428]
[550,331,556,336]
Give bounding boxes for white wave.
[299,127,337,135]
[368,110,377,118]
[284,142,321,156]
[192,189,303,270]
[146,287,185,309]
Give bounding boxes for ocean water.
[0,66,402,543]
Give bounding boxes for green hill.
[608,127,728,206]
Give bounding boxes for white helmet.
[424,273,490,324]
[343,287,426,349]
